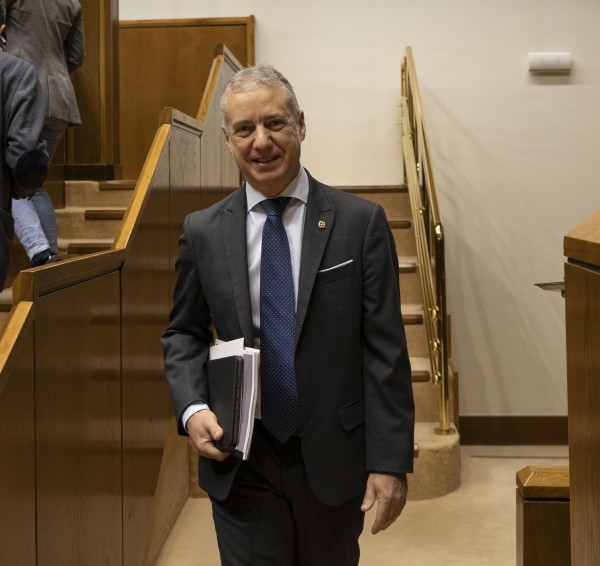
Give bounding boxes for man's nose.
[253,126,272,149]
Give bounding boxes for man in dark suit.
[162,64,414,565]
[0,0,48,288]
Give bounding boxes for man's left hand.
[360,472,408,534]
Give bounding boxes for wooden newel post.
[564,208,600,566]
[516,466,570,566]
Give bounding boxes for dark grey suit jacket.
[162,172,415,506]
[5,0,85,125]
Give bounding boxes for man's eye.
[267,119,285,130]
[234,125,253,137]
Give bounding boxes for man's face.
[223,85,306,198]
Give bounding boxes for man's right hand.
[186,409,230,461]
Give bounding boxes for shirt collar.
[245,167,309,213]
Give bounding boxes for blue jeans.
[12,119,67,260]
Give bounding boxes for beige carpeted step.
[398,255,422,304]
[58,238,114,257]
[0,287,12,313]
[337,184,411,219]
[55,207,125,240]
[412,362,458,423]
[65,179,134,208]
[401,304,429,357]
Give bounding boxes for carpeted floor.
[155,445,569,565]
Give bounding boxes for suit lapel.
[220,187,255,345]
[296,179,335,343]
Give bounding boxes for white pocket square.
[318,259,354,273]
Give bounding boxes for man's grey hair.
[0,0,6,25]
[220,64,301,131]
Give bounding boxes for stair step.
[0,287,12,312]
[84,208,126,221]
[389,219,412,230]
[336,184,408,194]
[65,180,134,208]
[55,207,123,239]
[399,257,418,273]
[99,179,137,191]
[403,312,424,325]
[411,356,431,383]
[64,240,113,254]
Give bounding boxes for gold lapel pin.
[318,220,326,229]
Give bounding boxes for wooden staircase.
[56,180,135,258]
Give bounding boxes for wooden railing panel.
[0,303,36,566]
[121,145,172,566]
[565,256,600,566]
[119,17,253,179]
[197,46,243,193]
[121,114,202,565]
[35,273,122,566]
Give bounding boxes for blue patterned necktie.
[259,197,300,443]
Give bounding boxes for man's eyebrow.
[264,112,290,122]
[231,120,252,130]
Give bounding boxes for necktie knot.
[260,197,291,218]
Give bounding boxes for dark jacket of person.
[4,0,85,126]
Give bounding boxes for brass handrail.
[401,47,455,435]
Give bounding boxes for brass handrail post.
[401,47,455,435]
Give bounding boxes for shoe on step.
[30,249,62,267]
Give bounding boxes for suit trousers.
[210,421,365,566]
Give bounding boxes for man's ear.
[298,111,306,142]
[222,127,233,154]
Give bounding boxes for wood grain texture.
[565,260,600,566]
[564,208,600,267]
[119,17,253,179]
[0,304,35,566]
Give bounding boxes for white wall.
[120,0,600,418]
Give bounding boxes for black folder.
[206,355,243,452]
